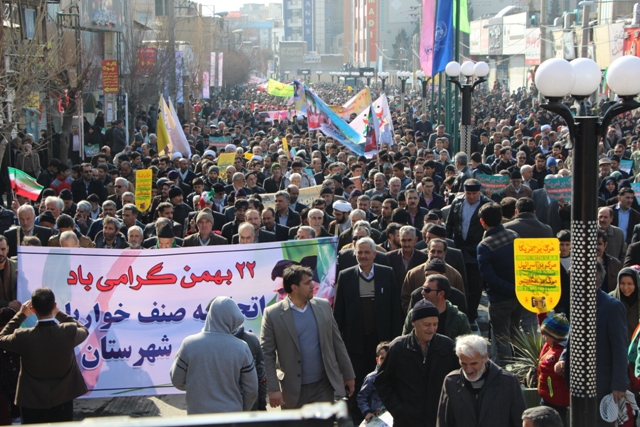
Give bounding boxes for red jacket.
[538,341,570,407]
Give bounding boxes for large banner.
[329,88,371,120]
[17,238,338,398]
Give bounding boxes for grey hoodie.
[170,297,258,414]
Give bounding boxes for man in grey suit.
[599,206,627,261]
[531,181,570,235]
[260,265,355,409]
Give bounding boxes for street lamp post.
[445,60,489,155]
[284,70,290,81]
[415,70,431,116]
[351,71,360,87]
[316,70,322,82]
[363,71,374,87]
[397,71,411,113]
[378,72,389,91]
[534,56,640,427]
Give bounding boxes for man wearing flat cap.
[446,179,490,328]
[503,169,532,200]
[375,299,458,427]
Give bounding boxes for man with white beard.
[437,335,526,427]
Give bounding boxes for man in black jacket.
[334,237,402,424]
[70,163,107,203]
[375,299,458,427]
[445,179,491,326]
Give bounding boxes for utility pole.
[168,0,176,100]
[540,0,547,62]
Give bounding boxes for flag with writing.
[266,79,294,97]
[420,0,436,76]
[9,167,43,201]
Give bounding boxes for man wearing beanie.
[168,186,192,235]
[375,299,458,427]
[183,209,228,247]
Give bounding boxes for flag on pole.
[199,189,216,209]
[432,0,454,75]
[363,103,381,158]
[167,98,192,158]
[8,167,43,201]
[156,97,170,154]
[420,0,436,76]
[349,95,395,147]
[454,0,470,34]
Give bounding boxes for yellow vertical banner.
[514,238,562,313]
[217,153,237,172]
[135,169,153,212]
[281,137,289,156]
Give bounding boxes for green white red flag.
[9,167,44,200]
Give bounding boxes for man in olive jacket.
[0,288,88,424]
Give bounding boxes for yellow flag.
[281,136,289,156]
[156,97,171,154]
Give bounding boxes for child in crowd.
[357,341,389,423]
[538,312,570,426]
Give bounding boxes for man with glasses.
[402,274,470,339]
[71,163,107,203]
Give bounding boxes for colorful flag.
[454,0,470,34]
[329,88,372,119]
[8,167,43,201]
[266,79,294,97]
[349,95,395,147]
[305,87,366,156]
[157,97,170,154]
[432,0,454,75]
[420,0,436,76]
[199,189,216,209]
[363,103,381,159]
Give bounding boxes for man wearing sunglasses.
[402,274,470,340]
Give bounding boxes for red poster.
[367,0,377,63]
[623,28,640,57]
[136,48,157,77]
[102,60,119,93]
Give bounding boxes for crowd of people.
[0,79,639,427]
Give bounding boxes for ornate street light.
[316,70,322,82]
[445,60,489,155]
[397,71,412,113]
[534,55,640,427]
[415,69,431,117]
[378,71,389,91]
[363,71,374,86]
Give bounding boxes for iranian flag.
[9,167,44,200]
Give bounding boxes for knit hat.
[425,258,446,273]
[168,186,183,199]
[196,209,214,224]
[59,189,73,200]
[38,210,56,225]
[167,170,180,180]
[541,312,569,341]
[411,300,440,322]
[546,157,557,167]
[320,186,334,196]
[156,222,175,239]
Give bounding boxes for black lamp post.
[415,70,431,116]
[397,71,411,113]
[445,61,489,155]
[535,56,640,427]
[378,72,389,91]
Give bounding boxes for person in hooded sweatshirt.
[610,267,639,341]
[170,296,258,414]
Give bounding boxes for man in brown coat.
[0,288,88,423]
[401,254,465,314]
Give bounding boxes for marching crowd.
[0,80,639,427]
